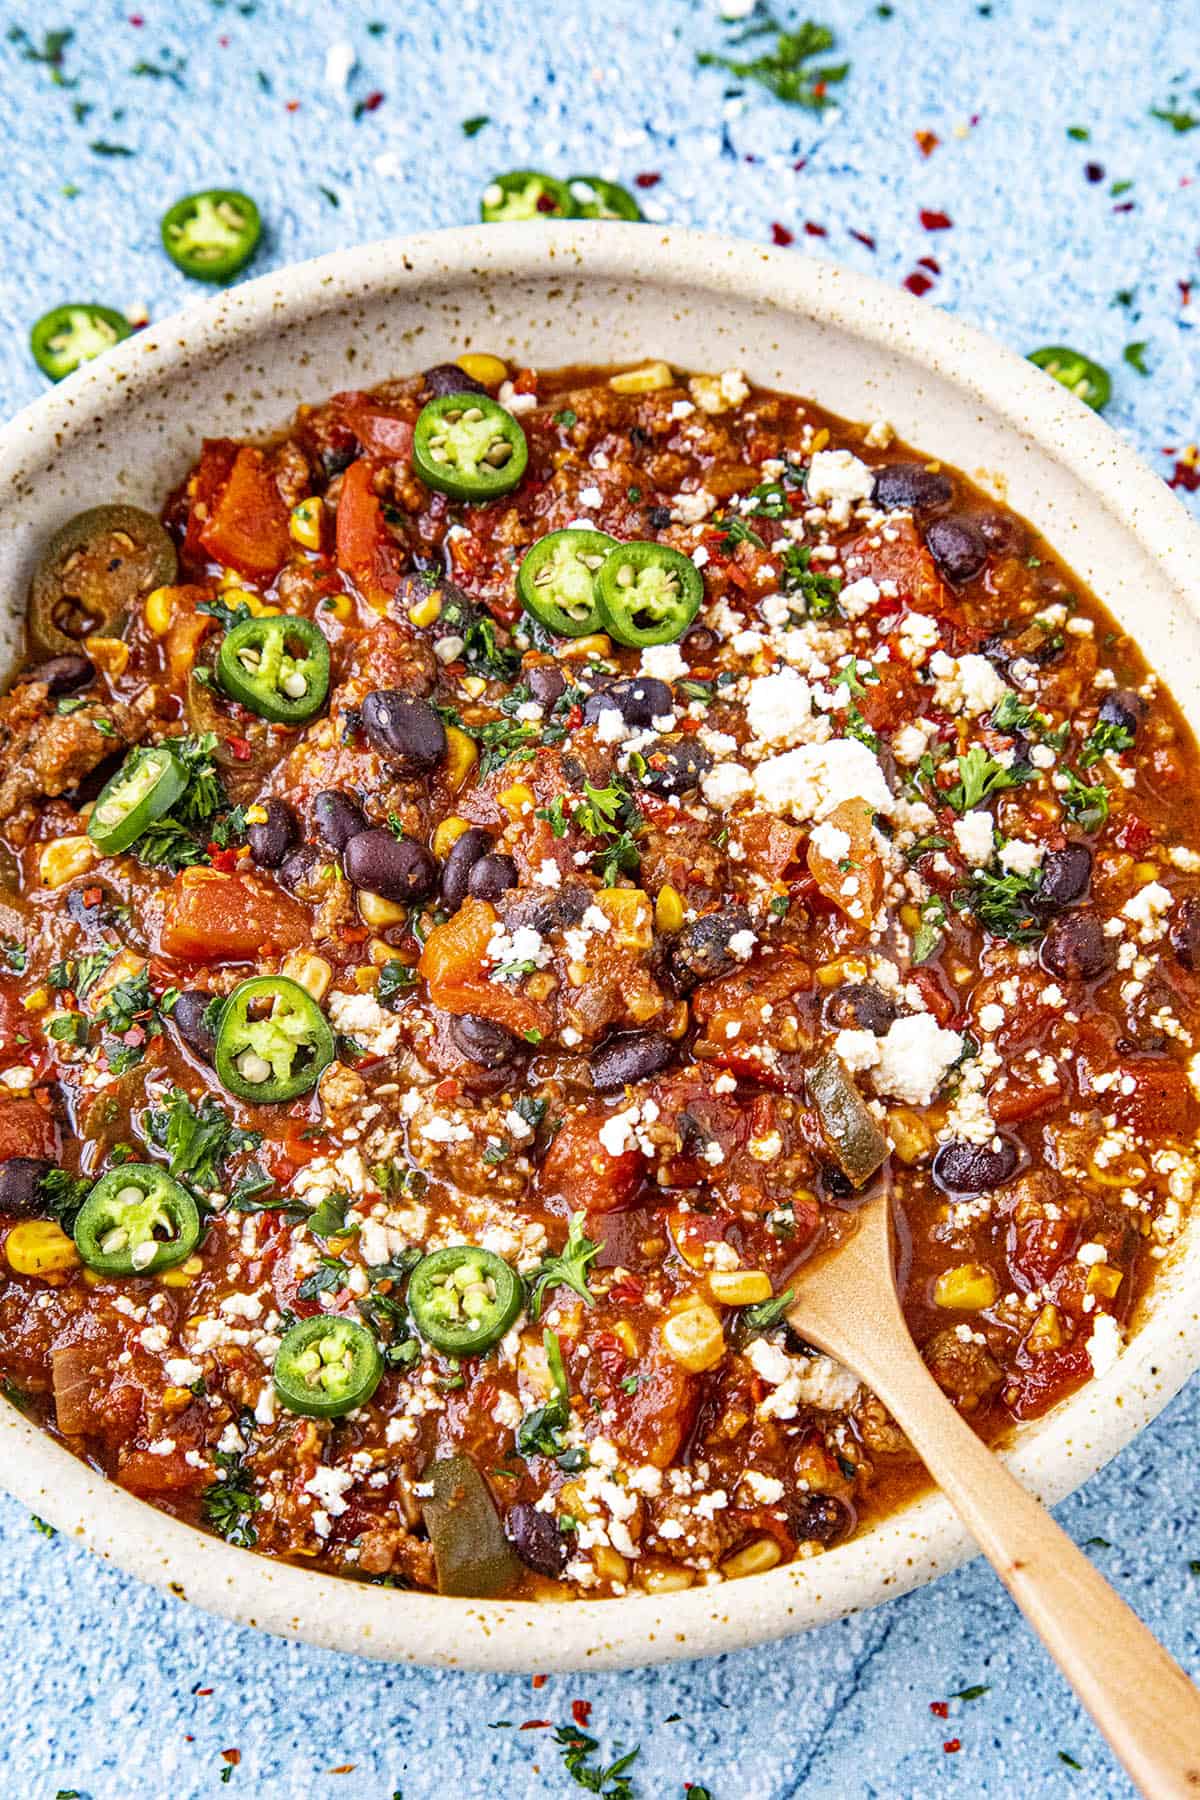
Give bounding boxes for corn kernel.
[6,1220,80,1277]
[456,352,507,387]
[613,1320,639,1358]
[407,590,443,629]
[640,1566,695,1594]
[432,816,472,860]
[888,1107,935,1165]
[21,988,49,1012]
[526,971,557,1001]
[289,497,324,550]
[1087,1264,1124,1299]
[933,1263,998,1311]
[162,1385,194,1409]
[224,586,279,617]
[85,635,130,677]
[721,1536,782,1580]
[369,937,397,965]
[358,889,410,928]
[322,592,353,624]
[498,782,535,820]
[562,633,612,659]
[654,883,684,934]
[159,1255,202,1288]
[1132,861,1159,883]
[244,803,269,827]
[144,585,177,635]
[38,835,97,889]
[810,426,831,452]
[1026,1302,1063,1353]
[816,957,870,988]
[899,903,921,932]
[354,964,380,991]
[282,950,333,1004]
[460,674,488,700]
[592,1545,629,1585]
[444,725,478,793]
[708,1269,774,1307]
[661,1300,726,1372]
[596,888,653,950]
[609,361,673,395]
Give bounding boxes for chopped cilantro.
[202,1448,260,1547]
[1062,768,1109,832]
[1123,340,1151,376]
[944,744,1031,813]
[740,1287,794,1336]
[951,1683,991,1701]
[143,1087,260,1190]
[376,959,418,1005]
[959,866,1044,943]
[1079,718,1134,767]
[912,895,947,963]
[553,1724,640,1797]
[780,541,841,616]
[697,14,849,115]
[528,1213,603,1317]
[462,114,491,136]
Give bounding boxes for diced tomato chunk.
[418,898,551,1040]
[197,447,291,581]
[183,438,238,567]
[330,392,415,461]
[335,458,406,609]
[158,867,309,962]
[0,1098,57,1162]
[539,1111,645,1211]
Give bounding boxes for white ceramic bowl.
[2,223,1199,1671]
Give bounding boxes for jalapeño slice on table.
[411,394,529,501]
[160,189,262,282]
[88,744,188,857]
[479,170,575,222]
[595,540,704,647]
[567,175,643,220]
[30,303,132,381]
[216,614,331,724]
[408,1246,523,1356]
[31,503,178,657]
[1026,345,1112,412]
[213,976,336,1103]
[273,1315,384,1418]
[516,528,617,637]
[73,1164,201,1276]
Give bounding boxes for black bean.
[821,1165,856,1201]
[247,798,299,870]
[20,652,95,695]
[932,1136,1020,1195]
[646,504,673,530]
[278,845,320,894]
[1170,897,1200,971]
[871,463,953,515]
[468,853,519,902]
[345,829,438,903]
[683,624,719,657]
[821,982,897,1035]
[975,510,1026,556]
[450,1013,524,1069]
[583,676,673,729]
[590,1030,675,1091]
[789,1493,849,1547]
[440,827,494,911]
[668,907,754,991]
[1038,843,1092,910]
[320,442,357,480]
[1040,911,1113,981]
[502,882,591,937]
[361,689,446,771]
[638,736,713,798]
[925,515,989,585]
[0,1157,52,1217]
[504,1501,568,1576]
[173,989,219,1063]
[526,665,566,709]
[313,789,368,853]
[1098,689,1145,738]
[422,362,489,399]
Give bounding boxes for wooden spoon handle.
[853,1327,1200,1796]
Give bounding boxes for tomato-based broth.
[0,357,1195,1601]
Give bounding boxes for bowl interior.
[1,223,1198,1670]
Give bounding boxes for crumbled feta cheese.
[998,838,1044,876]
[753,739,893,821]
[838,575,880,619]
[805,449,874,523]
[953,811,995,867]
[327,991,403,1057]
[1086,1312,1123,1378]
[640,642,688,681]
[304,1465,355,1516]
[872,1013,964,1106]
[701,762,754,811]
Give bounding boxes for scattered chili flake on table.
[943,1738,962,1753]
[771,223,795,246]
[904,270,935,296]
[849,228,877,250]
[930,1700,950,1719]
[635,172,661,189]
[920,209,952,230]
[572,1699,593,1726]
[531,1672,549,1689]
[914,128,940,156]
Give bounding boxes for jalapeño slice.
[31,503,177,657]
[74,1164,201,1276]
[567,175,643,221]
[30,303,132,381]
[216,615,331,724]
[88,744,188,857]
[516,528,617,637]
[273,1315,383,1418]
[480,170,575,222]
[408,1246,522,1356]
[596,540,704,647]
[412,394,529,501]
[1027,345,1111,412]
[161,190,262,282]
[213,976,335,1103]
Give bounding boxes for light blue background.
[1,1,1198,1794]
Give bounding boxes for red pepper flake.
[1169,455,1200,492]
[83,886,104,908]
[531,1673,549,1689]
[930,1700,949,1719]
[359,91,385,115]
[771,223,795,247]
[848,229,876,250]
[221,1750,241,1767]
[193,1686,214,1697]
[920,209,952,231]
[226,735,252,761]
[571,1700,593,1727]
[914,129,940,157]
[904,271,934,297]
[792,157,808,171]
[285,99,301,112]
[328,1767,356,1775]
[122,1026,146,1048]
[917,255,941,274]
[635,172,661,189]
[520,1719,552,1729]
[943,1739,961,1754]
[1180,281,1193,308]
[566,703,583,730]
[1085,162,1104,183]
[128,12,144,22]
[804,221,827,237]
[218,33,230,46]
[208,846,237,873]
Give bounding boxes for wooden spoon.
[784,1186,1200,1798]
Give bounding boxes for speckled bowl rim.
[2,223,1199,1672]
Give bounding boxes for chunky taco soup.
[0,355,1195,1600]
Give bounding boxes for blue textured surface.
[2,1,1199,1794]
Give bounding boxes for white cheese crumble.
[871,1013,964,1106]
[753,739,893,822]
[805,449,874,524]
